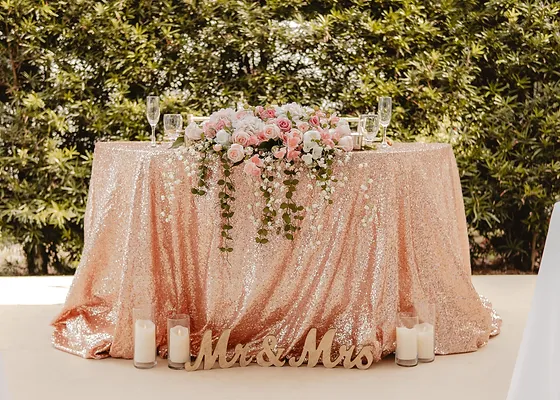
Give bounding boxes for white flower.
[312,145,323,160]
[302,153,313,165]
[185,122,203,141]
[303,130,321,146]
[215,129,231,145]
[245,146,254,155]
[361,184,368,191]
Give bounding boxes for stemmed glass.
[163,114,183,142]
[378,97,392,149]
[146,96,160,147]
[359,113,380,146]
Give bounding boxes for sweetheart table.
[52,141,501,361]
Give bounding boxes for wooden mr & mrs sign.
[184,328,375,371]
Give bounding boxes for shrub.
[1,0,558,274]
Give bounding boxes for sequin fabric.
[51,142,501,360]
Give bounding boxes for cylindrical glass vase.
[416,302,436,363]
[167,314,190,370]
[133,306,157,369]
[395,312,418,367]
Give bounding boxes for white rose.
[227,143,245,163]
[335,120,351,137]
[185,122,203,141]
[215,129,231,145]
[338,135,354,152]
[302,153,314,165]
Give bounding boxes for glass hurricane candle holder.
[133,305,157,369]
[395,312,418,367]
[167,314,191,370]
[415,302,436,363]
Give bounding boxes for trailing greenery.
[1,0,558,274]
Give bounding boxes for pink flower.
[309,115,320,127]
[232,130,251,146]
[321,131,333,141]
[274,147,287,159]
[263,124,280,140]
[255,106,264,115]
[236,110,251,120]
[250,154,264,167]
[286,149,301,161]
[243,160,261,178]
[330,116,340,125]
[247,135,260,146]
[213,144,223,152]
[297,122,310,132]
[215,120,227,131]
[260,108,276,120]
[203,122,217,138]
[227,143,245,163]
[335,123,351,138]
[276,117,292,132]
[338,136,354,152]
[287,136,300,149]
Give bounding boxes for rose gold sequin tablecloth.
[52,142,501,360]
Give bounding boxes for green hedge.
[1,0,559,274]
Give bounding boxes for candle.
[396,326,418,360]
[134,319,156,364]
[416,322,435,360]
[169,325,190,364]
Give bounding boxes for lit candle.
[169,325,190,364]
[396,326,418,361]
[134,319,156,364]
[416,322,435,361]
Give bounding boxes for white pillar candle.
[134,319,156,363]
[416,322,435,360]
[396,326,418,360]
[169,325,190,364]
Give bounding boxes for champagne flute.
[378,97,392,149]
[163,114,183,142]
[359,113,380,146]
[146,96,160,147]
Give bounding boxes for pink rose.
[215,120,227,131]
[276,117,292,132]
[274,147,287,159]
[250,154,264,167]
[297,122,310,132]
[287,136,300,149]
[247,135,260,146]
[243,160,261,178]
[260,108,276,120]
[203,122,217,138]
[227,143,245,163]
[213,144,223,152]
[263,124,280,140]
[286,149,301,161]
[309,115,320,127]
[232,130,251,146]
[338,135,354,152]
[236,110,251,120]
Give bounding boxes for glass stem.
[151,125,156,147]
[381,125,387,147]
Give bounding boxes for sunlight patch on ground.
[0,276,73,305]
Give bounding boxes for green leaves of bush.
[1,0,558,273]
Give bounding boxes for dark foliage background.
[1,0,559,274]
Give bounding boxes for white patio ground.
[0,275,534,400]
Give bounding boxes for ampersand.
[256,335,285,367]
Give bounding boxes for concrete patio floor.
[0,275,535,400]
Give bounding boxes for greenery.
[1,0,558,274]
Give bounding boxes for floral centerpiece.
[174,103,354,253]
